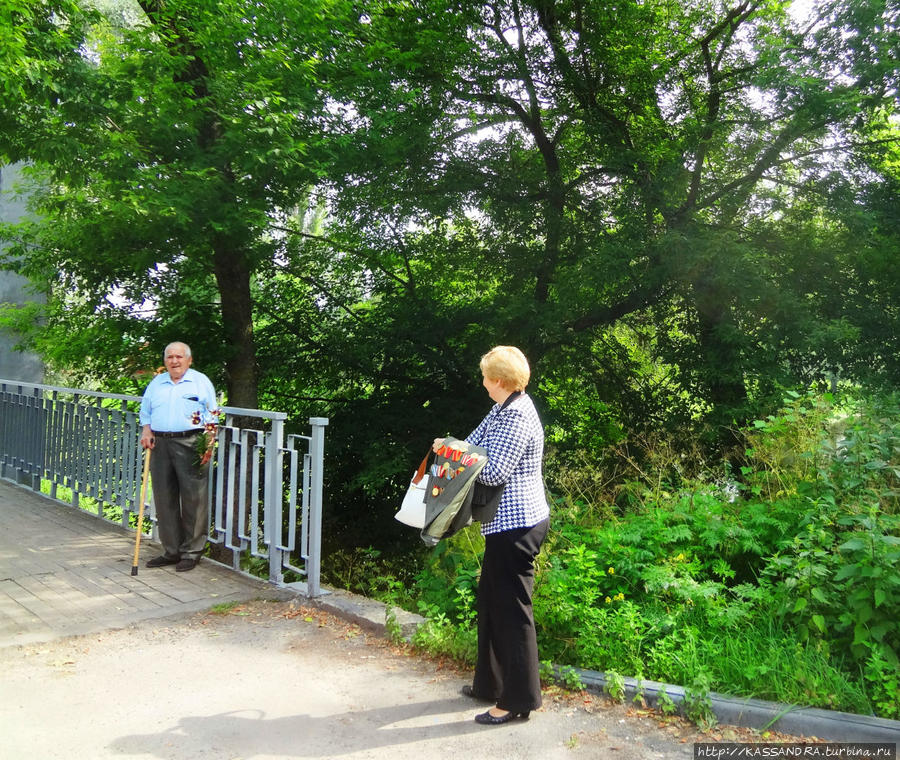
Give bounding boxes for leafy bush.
[749,393,900,718]
[411,580,479,664]
[321,545,420,609]
[412,532,483,624]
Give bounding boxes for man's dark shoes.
[474,709,529,725]
[461,685,494,703]
[146,555,180,568]
[175,557,199,572]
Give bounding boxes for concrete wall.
[0,163,44,383]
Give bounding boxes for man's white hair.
[163,342,192,360]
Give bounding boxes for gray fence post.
[306,417,328,597]
[266,415,286,585]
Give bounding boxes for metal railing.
[0,379,328,596]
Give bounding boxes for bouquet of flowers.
[192,410,221,466]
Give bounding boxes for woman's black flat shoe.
[474,709,529,725]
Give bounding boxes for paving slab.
[0,480,285,648]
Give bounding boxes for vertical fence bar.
[211,422,229,546]
[0,384,11,480]
[48,391,59,500]
[71,396,81,508]
[250,434,263,558]
[32,386,43,491]
[234,428,252,565]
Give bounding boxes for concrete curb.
[297,584,899,743]
[557,668,900,742]
[307,586,425,641]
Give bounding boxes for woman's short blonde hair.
[480,345,530,392]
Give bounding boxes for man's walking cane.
[130,449,152,576]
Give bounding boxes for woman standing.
[435,345,550,725]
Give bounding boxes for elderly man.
[139,342,218,572]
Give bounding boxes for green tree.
[191,0,900,542]
[821,118,900,386]
[2,0,899,549]
[304,0,900,435]
[0,0,344,404]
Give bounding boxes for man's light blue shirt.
[139,368,218,432]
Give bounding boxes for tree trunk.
[208,242,259,569]
[692,275,749,433]
[211,243,259,411]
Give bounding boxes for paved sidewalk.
[0,479,282,648]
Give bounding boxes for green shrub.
[411,579,478,664]
[863,644,900,720]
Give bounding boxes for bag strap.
[412,450,432,485]
[499,390,522,411]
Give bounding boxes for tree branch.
[269,224,412,292]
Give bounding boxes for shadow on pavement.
[110,698,490,757]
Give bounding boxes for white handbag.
[394,451,431,528]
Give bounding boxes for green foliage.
[556,666,584,692]
[656,686,677,716]
[765,504,900,658]
[539,660,554,683]
[4,0,900,449]
[384,605,403,645]
[410,530,483,624]
[396,391,899,721]
[750,395,900,719]
[632,676,646,707]
[320,545,418,610]
[741,390,837,500]
[404,533,483,662]
[1,0,348,406]
[208,601,242,615]
[540,662,585,692]
[863,644,900,720]
[820,394,900,515]
[410,586,478,665]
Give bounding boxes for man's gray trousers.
[149,433,210,560]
